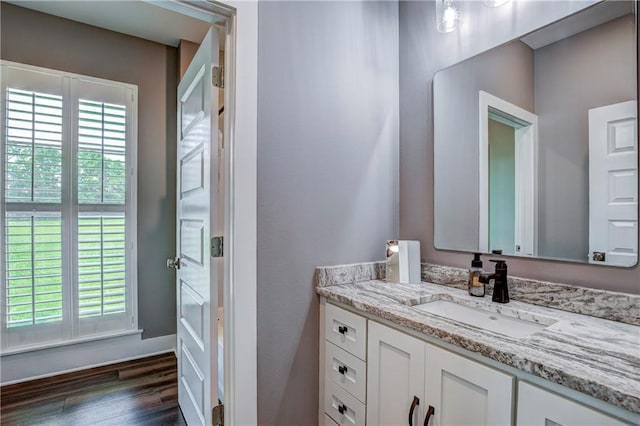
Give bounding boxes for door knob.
[166,257,181,269]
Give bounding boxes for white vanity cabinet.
[320,301,637,426]
[516,382,628,426]
[367,320,514,426]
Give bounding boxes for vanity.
[316,263,640,426]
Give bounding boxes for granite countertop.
[316,279,640,415]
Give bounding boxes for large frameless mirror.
[434,1,638,267]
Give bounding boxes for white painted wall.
[257,2,399,423]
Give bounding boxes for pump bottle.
[468,253,485,297]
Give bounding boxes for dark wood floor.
[0,352,186,426]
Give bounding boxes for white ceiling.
[521,1,634,50]
[5,0,215,47]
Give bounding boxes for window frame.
[0,60,138,352]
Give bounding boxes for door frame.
[159,1,257,424]
[479,90,538,257]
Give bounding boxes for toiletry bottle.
[468,253,485,297]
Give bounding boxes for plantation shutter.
[1,62,137,350]
[2,68,68,348]
[4,86,65,331]
[75,80,131,336]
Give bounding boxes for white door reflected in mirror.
[588,101,638,267]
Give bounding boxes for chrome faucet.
[480,260,509,303]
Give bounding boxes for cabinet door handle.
[423,405,435,426]
[338,326,348,334]
[338,404,348,414]
[408,395,420,426]
[338,365,348,375]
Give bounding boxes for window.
[1,62,137,350]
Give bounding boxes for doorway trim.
[479,91,538,257]
[164,1,258,424]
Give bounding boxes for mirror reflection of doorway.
[479,91,538,257]
[488,119,516,255]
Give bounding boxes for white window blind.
[5,213,63,327]
[77,97,127,324]
[78,100,126,205]
[77,213,126,318]
[5,89,63,204]
[1,62,137,351]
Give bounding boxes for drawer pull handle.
[423,405,435,426]
[338,365,348,375]
[408,395,420,426]
[338,326,348,334]
[338,404,348,415]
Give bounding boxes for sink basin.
[412,299,557,339]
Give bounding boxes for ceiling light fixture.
[436,0,461,33]
[483,0,512,7]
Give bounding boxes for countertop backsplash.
[315,261,640,326]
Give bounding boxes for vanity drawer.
[325,341,366,403]
[324,380,366,426]
[323,413,339,426]
[325,303,367,360]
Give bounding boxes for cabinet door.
[367,321,425,426]
[517,382,628,426]
[424,344,514,426]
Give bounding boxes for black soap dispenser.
[468,253,485,297]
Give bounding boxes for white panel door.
[517,382,627,426]
[176,27,220,426]
[367,321,425,426]
[424,344,514,426]
[589,101,638,266]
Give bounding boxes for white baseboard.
[0,333,176,385]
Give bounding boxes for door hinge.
[211,236,224,258]
[212,404,224,425]
[212,66,224,89]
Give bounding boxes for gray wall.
[400,0,640,294]
[433,40,533,251]
[1,4,178,338]
[257,1,399,424]
[535,15,636,260]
